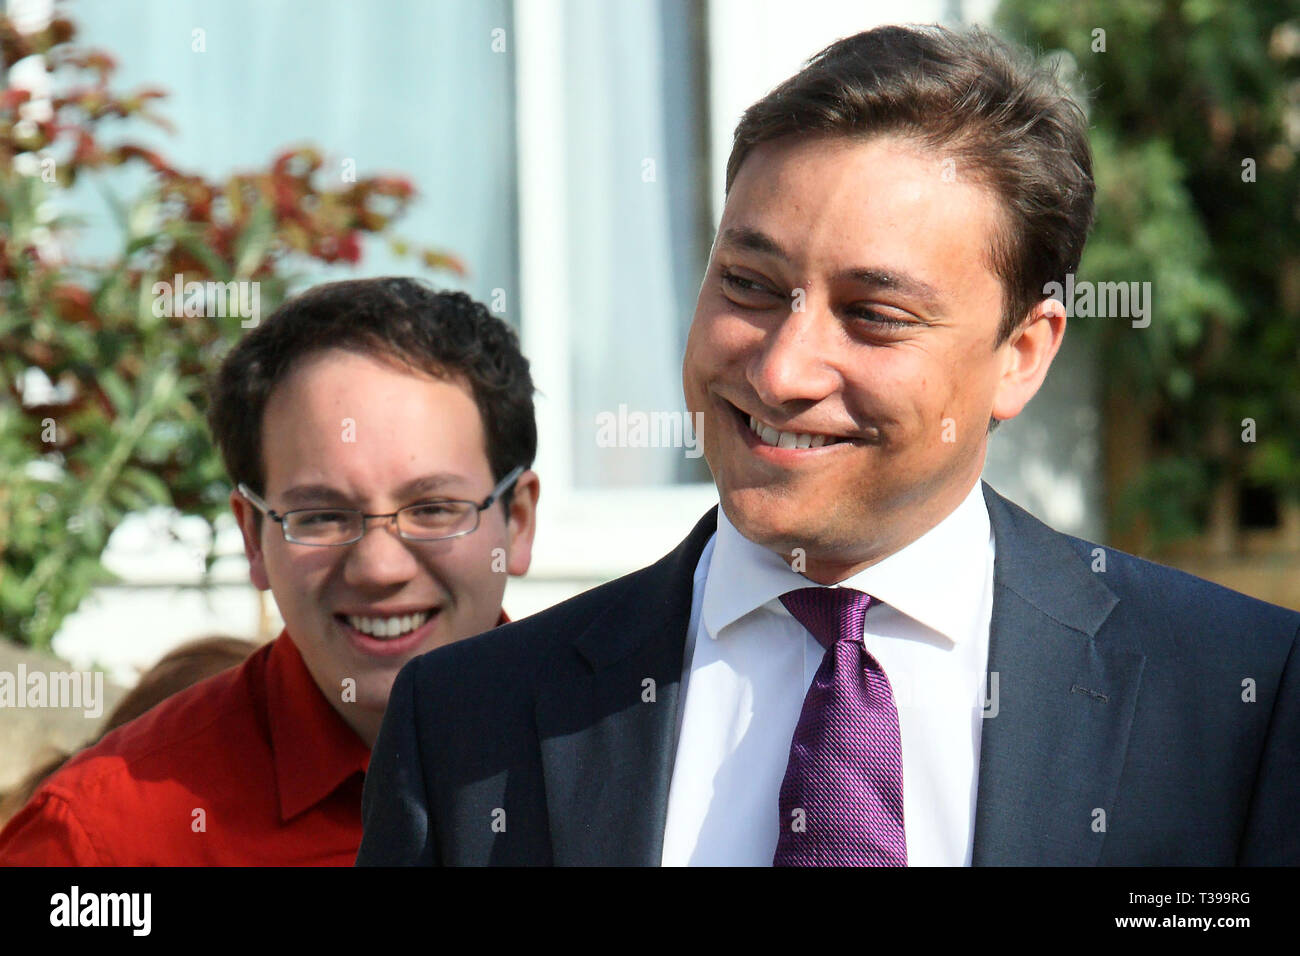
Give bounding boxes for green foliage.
[0,11,464,647]
[997,0,1300,542]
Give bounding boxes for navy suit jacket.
[356,482,1300,865]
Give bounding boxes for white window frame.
[512,0,718,589]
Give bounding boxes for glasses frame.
[236,465,526,547]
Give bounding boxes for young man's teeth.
[346,611,431,638]
[748,414,832,449]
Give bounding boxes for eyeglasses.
[236,466,525,547]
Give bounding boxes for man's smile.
[717,395,873,461]
[333,605,443,657]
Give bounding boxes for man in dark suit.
[357,24,1299,866]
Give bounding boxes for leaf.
[233,200,275,278]
[121,465,173,506]
[169,226,231,278]
[97,369,133,415]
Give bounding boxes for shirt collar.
[266,631,372,823]
[702,479,991,646]
[266,610,512,823]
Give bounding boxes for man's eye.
[297,510,350,526]
[850,308,913,330]
[405,502,467,526]
[720,268,779,301]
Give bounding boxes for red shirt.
[0,630,370,866]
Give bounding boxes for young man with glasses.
[0,277,539,865]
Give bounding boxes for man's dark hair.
[207,277,536,507]
[725,23,1095,347]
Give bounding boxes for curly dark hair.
[725,24,1095,347]
[207,277,536,506]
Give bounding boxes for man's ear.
[230,489,271,591]
[504,469,540,577]
[990,298,1067,425]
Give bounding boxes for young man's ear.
[230,489,272,591]
[990,298,1067,425]
[504,469,540,577]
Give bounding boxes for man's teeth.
[748,414,833,449]
[346,611,432,638]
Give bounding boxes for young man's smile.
[334,605,441,658]
[233,348,538,746]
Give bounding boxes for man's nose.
[342,518,420,590]
[746,299,840,409]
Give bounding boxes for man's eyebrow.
[719,226,944,309]
[279,475,468,508]
[392,474,470,500]
[718,226,790,261]
[279,485,349,508]
[837,267,943,308]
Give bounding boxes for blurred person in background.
[0,277,539,864]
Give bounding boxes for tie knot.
[779,586,874,651]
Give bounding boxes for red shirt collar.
[265,632,371,823]
[265,611,511,822]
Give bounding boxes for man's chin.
[723,483,889,563]
[721,486,826,553]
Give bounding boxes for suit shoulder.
[986,482,1297,648]
[407,564,648,681]
[1058,530,1300,638]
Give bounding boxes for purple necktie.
[773,587,907,866]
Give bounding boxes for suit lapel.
[532,488,1145,865]
[972,482,1145,865]
[535,508,718,865]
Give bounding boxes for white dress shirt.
[660,478,996,866]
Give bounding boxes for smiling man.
[0,278,538,865]
[358,25,1299,867]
